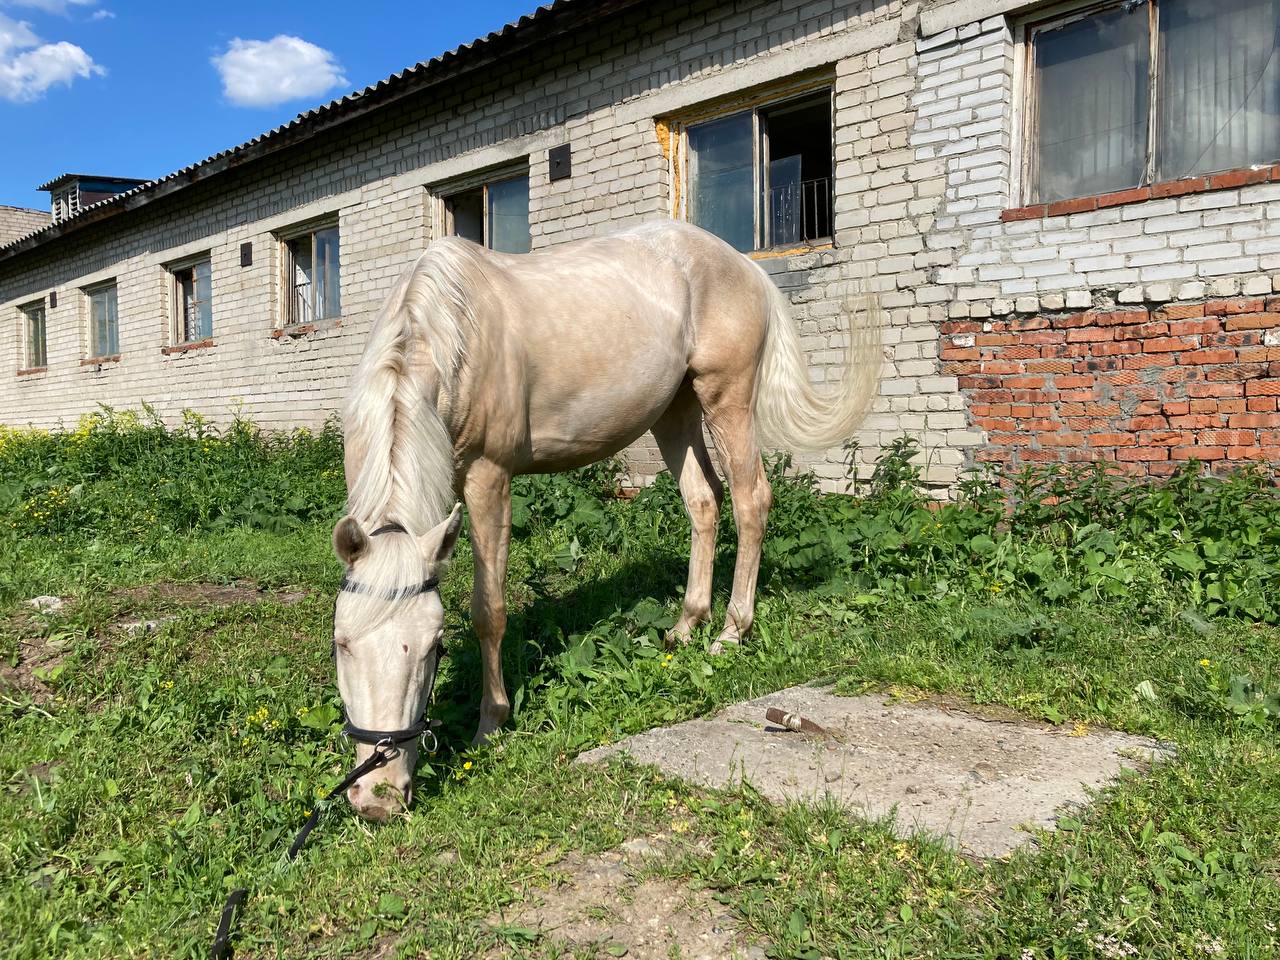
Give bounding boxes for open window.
[683,89,833,252]
[440,168,531,254]
[1025,0,1280,203]
[169,256,213,344]
[282,222,340,326]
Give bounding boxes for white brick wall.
[3,0,1278,491]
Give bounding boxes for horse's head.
[330,504,463,821]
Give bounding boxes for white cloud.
[211,35,348,108]
[0,11,103,102]
[88,8,113,20]
[0,12,37,49]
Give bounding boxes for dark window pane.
[178,262,213,341]
[289,234,313,325]
[449,188,484,244]
[24,305,45,367]
[106,286,118,355]
[177,269,195,340]
[689,111,755,252]
[1158,0,1280,178]
[762,95,833,246]
[90,286,119,357]
[487,176,531,253]
[193,260,213,339]
[1034,5,1150,202]
[314,227,340,320]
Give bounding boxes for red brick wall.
[942,296,1280,476]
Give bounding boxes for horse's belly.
[523,343,687,471]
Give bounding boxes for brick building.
[0,206,49,247]
[2,0,1278,488]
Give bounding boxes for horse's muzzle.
[347,772,413,821]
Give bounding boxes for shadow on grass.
[429,541,693,748]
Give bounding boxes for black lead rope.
[213,520,444,959]
[211,745,395,960]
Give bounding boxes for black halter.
[337,522,440,601]
[335,520,444,748]
[213,521,447,960]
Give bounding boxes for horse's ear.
[419,503,464,569]
[333,515,369,566]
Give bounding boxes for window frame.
[433,161,532,253]
[84,280,119,360]
[167,253,214,346]
[19,299,47,370]
[671,79,835,254]
[279,219,341,329]
[1018,0,1280,205]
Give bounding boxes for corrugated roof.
[0,0,642,263]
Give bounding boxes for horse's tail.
[343,250,458,531]
[752,270,882,452]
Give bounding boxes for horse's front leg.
[464,459,512,745]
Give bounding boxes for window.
[1027,0,1280,203]
[283,224,340,325]
[21,301,46,368]
[684,90,833,252]
[442,172,531,253]
[86,282,119,358]
[170,257,213,343]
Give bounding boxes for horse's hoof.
[664,624,693,649]
[708,629,742,656]
[471,723,503,747]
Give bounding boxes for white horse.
[330,221,879,819]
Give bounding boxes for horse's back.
[446,223,771,472]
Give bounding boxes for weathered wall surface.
[908,17,1280,479]
[2,0,1277,490]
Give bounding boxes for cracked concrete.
[579,685,1171,858]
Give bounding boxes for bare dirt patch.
[580,684,1172,859]
[0,633,74,705]
[484,836,766,959]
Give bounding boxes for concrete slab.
[579,685,1171,858]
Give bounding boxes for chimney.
[39,174,149,224]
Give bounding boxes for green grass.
[1,416,1278,958]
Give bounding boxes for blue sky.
[0,0,538,209]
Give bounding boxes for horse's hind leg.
[651,383,723,645]
[694,378,772,654]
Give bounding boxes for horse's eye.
[334,637,352,656]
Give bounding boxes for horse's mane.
[344,238,479,538]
